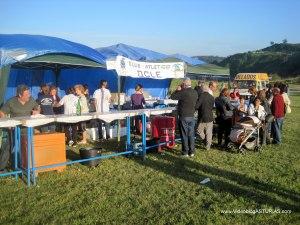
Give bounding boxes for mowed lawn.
[0,96,299,225]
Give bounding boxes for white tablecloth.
[1,107,176,128]
[0,118,22,128]
[157,99,178,105]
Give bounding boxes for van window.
[257,81,261,90]
[237,80,256,89]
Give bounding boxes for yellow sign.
[235,73,269,81]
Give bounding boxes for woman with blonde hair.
[74,84,89,144]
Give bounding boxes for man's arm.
[0,110,5,118]
[32,99,41,115]
[0,101,11,118]
[225,98,234,111]
[195,94,203,109]
[170,85,182,100]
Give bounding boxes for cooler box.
[21,132,66,175]
[151,116,176,151]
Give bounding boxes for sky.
[1,0,299,57]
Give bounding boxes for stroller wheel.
[238,147,246,154]
[227,143,239,153]
[254,146,261,152]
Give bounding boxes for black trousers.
[217,118,232,146]
[65,124,78,143]
[98,120,111,139]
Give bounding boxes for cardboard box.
[21,132,66,175]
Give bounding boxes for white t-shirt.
[248,104,266,120]
[59,94,79,115]
[93,88,111,113]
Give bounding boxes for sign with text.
[106,56,185,79]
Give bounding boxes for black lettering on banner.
[137,71,143,77]
[144,71,150,78]
[156,71,161,78]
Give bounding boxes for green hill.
[192,55,225,64]
[218,43,300,79]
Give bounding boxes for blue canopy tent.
[97,43,204,99]
[0,34,118,105]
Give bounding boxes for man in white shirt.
[93,80,111,139]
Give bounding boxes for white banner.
[106,56,185,79]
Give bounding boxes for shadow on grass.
[134,152,300,212]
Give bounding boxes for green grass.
[0,97,300,225]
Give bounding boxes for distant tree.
[270,41,275,45]
[282,39,288,44]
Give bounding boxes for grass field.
[0,95,299,224]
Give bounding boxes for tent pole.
[54,64,60,87]
[117,73,121,142]
[0,65,11,107]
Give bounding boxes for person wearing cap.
[271,87,285,144]
[171,78,198,157]
[0,84,40,172]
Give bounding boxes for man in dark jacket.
[195,86,215,150]
[215,88,234,147]
[171,78,198,157]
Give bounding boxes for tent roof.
[158,57,229,76]
[168,54,205,66]
[0,34,106,68]
[12,54,104,70]
[97,43,204,66]
[97,43,167,61]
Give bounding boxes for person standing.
[171,78,198,157]
[36,84,56,133]
[271,87,285,144]
[280,83,291,114]
[131,84,146,134]
[208,81,218,96]
[93,80,112,140]
[195,85,215,150]
[74,85,89,144]
[194,80,204,97]
[0,85,40,172]
[55,87,79,146]
[215,88,234,147]
[50,85,63,114]
[257,90,272,145]
[248,86,257,106]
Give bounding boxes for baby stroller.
[228,116,262,153]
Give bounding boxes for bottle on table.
[76,98,81,116]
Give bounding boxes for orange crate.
[21,132,66,176]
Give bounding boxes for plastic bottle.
[76,98,81,116]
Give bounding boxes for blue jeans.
[178,117,196,155]
[272,117,284,144]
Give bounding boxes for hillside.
[218,43,300,79]
[192,55,225,64]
